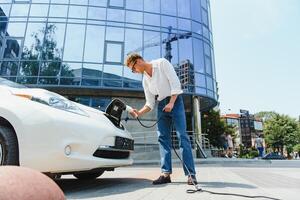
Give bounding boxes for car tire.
[73,170,105,180]
[0,125,19,166]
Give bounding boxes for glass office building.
[0,0,218,152]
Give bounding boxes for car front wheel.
[0,126,19,166]
[73,170,105,180]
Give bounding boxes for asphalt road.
[56,161,300,200]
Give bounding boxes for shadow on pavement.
[172,181,256,189]
[56,177,167,199]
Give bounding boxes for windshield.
[0,77,27,88]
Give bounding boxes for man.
[125,53,197,185]
[254,134,265,158]
[226,133,233,158]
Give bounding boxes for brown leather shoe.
[152,175,171,185]
[187,175,198,185]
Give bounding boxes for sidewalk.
[58,160,300,200]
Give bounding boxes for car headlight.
[14,94,89,117]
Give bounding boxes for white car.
[0,77,134,180]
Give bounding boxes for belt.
[157,96,171,102]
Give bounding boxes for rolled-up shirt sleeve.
[142,79,156,110]
[162,58,183,95]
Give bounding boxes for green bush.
[238,145,259,159]
[293,144,300,153]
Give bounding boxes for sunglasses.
[131,61,137,73]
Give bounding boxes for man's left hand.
[163,102,174,112]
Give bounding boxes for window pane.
[0,61,18,76]
[161,15,177,29]
[82,63,103,78]
[125,28,142,55]
[179,37,193,64]
[195,73,205,87]
[203,26,209,39]
[207,90,214,98]
[143,30,161,60]
[82,64,102,86]
[124,29,142,80]
[89,0,107,6]
[51,0,68,3]
[69,6,87,18]
[191,0,201,22]
[107,8,124,22]
[126,0,143,11]
[11,4,29,17]
[61,62,81,78]
[29,4,48,17]
[39,62,61,76]
[106,26,124,41]
[144,13,160,26]
[177,0,191,18]
[144,0,160,13]
[88,7,106,20]
[162,32,178,65]
[205,56,212,75]
[4,38,21,59]
[70,0,88,5]
[105,42,123,64]
[7,22,26,37]
[161,0,176,16]
[32,0,49,3]
[42,23,66,60]
[109,0,124,8]
[49,5,68,18]
[201,0,208,10]
[192,21,202,35]
[63,24,85,61]
[0,4,11,19]
[22,23,45,59]
[0,1,12,3]
[193,38,204,73]
[84,25,105,62]
[126,10,142,24]
[206,76,213,90]
[103,64,122,78]
[19,61,39,77]
[204,42,211,56]
[38,77,59,85]
[202,9,209,26]
[195,87,206,95]
[178,18,191,31]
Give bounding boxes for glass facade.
[0,0,217,109]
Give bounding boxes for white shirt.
[143,58,183,110]
[227,135,233,148]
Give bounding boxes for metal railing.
[131,130,200,151]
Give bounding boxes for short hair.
[124,53,143,66]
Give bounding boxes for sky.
[210,0,300,119]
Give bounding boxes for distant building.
[222,113,264,148]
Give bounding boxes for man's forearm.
[169,94,178,104]
[138,105,151,116]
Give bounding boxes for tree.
[293,144,300,155]
[202,109,228,148]
[264,114,300,156]
[21,24,73,84]
[255,111,277,121]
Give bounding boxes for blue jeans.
[157,95,196,176]
[258,147,264,157]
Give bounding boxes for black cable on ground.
[133,115,282,200]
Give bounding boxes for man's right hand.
[129,109,139,118]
